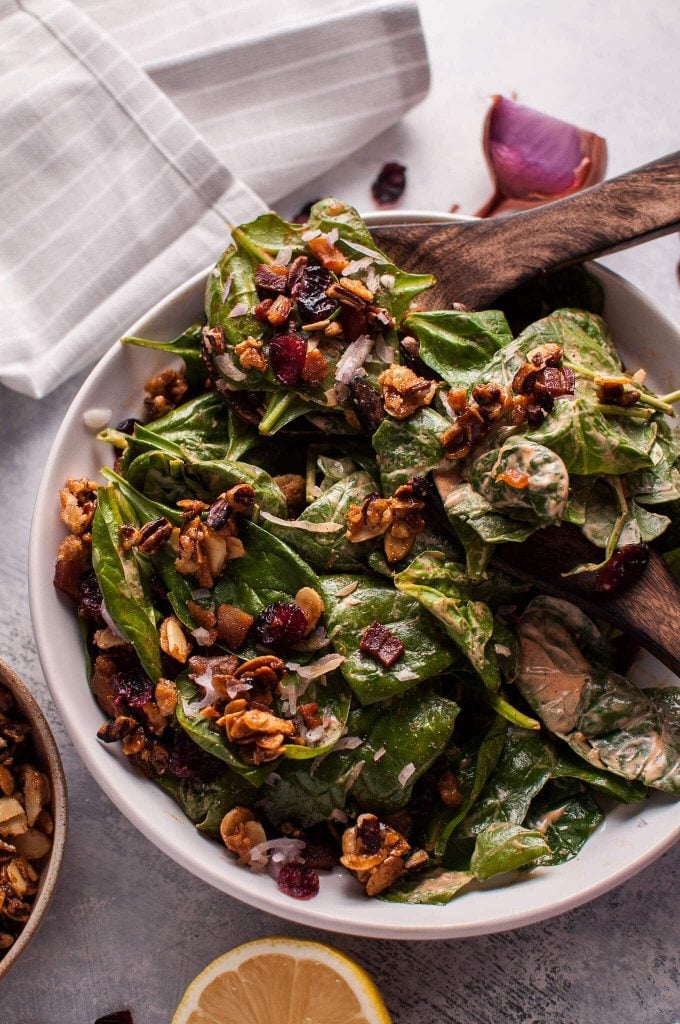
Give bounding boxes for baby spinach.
[516,596,680,793]
[91,485,162,684]
[281,675,352,761]
[373,407,451,492]
[320,574,456,704]
[580,478,670,550]
[470,821,551,879]
[403,309,512,389]
[525,782,603,866]
[258,755,353,829]
[471,438,569,524]
[160,769,258,835]
[442,480,538,546]
[122,323,205,388]
[350,687,459,814]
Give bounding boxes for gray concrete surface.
[1,0,679,1019]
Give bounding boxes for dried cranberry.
[255,602,308,649]
[290,266,336,323]
[302,840,339,870]
[111,667,153,710]
[277,863,320,899]
[78,570,105,624]
[341,304,368,344]
[115,418,142,434]
[292,199,321,224]
[269,334,307,386]
[168,731,223,782]
[594,543,650,596]
[371,162,407,205]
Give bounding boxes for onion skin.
[476,95,607,217]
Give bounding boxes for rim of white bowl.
[28,210,680,939]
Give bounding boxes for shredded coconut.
[83,407,111,431]
[228,301,249,318]
[373,746,386,762]
[301,228,321,241]
[260,510,343,534]
[215,351,247,380]
[394,668,419,682]
[347,241,385,261]
[374,334,394,363]
[398,762,416,787]
[334,334,374,385]
[365,266,380,293]
[341,256,373,276]
[380,273,396,289]
[191,627,213,647]
[287,653,345,682]
[275,246,293,266]
[221,275,232,302]
[335,580,359,598]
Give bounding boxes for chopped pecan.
[154,679,178,717]
[234,337,267,373]
[323,320,344,339]
[359,622,404,668]
[175,513,240,588]
[471,382,513,423]
[527,342,563,369]
[287,254,309,291]
[97,716,137,743]
[440,404,485,461]
[347,376,385,433]
[378,364,437,419]
[143,368,188,419]
[186,601,217,632]
[446,386,468,413]
[130,516,173,555]
[254,263,288,295]
[273,474,306,517]
[233,655,287,705]
[301,348,329,387]
[253,298,274,321]
[294,588,324,636]
[346,493,393,543]
[219,807,266,865]
[216,604,254,650]
[59,478,99,537]
[341,814,413,896]
[366,306,396,330]
[384,479,426,563]
[326,280,371,309]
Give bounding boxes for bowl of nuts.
[0,660,67,978]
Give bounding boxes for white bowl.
[29,212,680,939]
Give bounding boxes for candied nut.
[404,849,429,872]
[160,615,192,664]
[301,348,329,387]
[144,368,188,419]
[254,298,274,321]
[325,281,368,309]
[273,474,306,517]
[511,363,538,396]
[53,534,89,599]
[471,382,512,423]
[596,379,641,407]
[133,516,173,554]
[254,263,288,295]
[447,387,468,413]
[294,588,324,636]
[378,364,437,419]
[527,342,563,369]
[59,478,99,537]
[225,483,256,515]
[266,294,293,325]
[0,798,26,836]
[154,679,178,717]
[20,767,47,829]
[234,337,267,373]
[0,767,13,797]
[341,814,411,895]
[384,479,426,564]
[364,854,405,896]
[359,622,404,668]
[324,320,343,338]
[299,702,322,729]
[93,627,129,651]
[346,493,393,543]
[308,235,349,274]
[438,770,463,808]
[347,376,385,434]
[97,715,137,743]
[221,811,267,865]
[216,604,254,650]
[186,601,217,632]
[122,727,146,757]
[12,830,51,862]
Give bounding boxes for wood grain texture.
[371,151,680,309]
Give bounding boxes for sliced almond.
[160,615,192,664]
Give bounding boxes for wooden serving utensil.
[370,152,680,674]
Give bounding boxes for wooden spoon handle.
[371,151,680,309]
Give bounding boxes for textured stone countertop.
[1,0,679,1020]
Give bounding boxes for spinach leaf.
[350,687,460,814]
[516,596,680,793]
[258,392,323,436]
[525,783,603,866]
[307,198,435,321]
[258,755,353,829]
[442,480,538,546]
[263,469,377,571]
[381,868,475,905]
[174,675,269,786]
[129,393,258,463]
[91,485,162,683]
[320,574,456,704]
[626,421,680,506]
[214,520,322,618]
[373,407,451,492]
[281,675,352,761]
[159,769,258,835]
[470,822,550,879]
[122,323,205,388]
[471,438,569,524]
[527,398,658,475]
[403,309,512,389]
[580,478,670,549]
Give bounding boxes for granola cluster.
[0,685,54,958]
[340,814,427,896]
[345,477,427,564]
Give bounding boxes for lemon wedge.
[171,936,392,1024]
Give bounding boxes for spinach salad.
[54,199,680,905]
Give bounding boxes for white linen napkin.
[0,0,429,398]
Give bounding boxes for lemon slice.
[171,936,392,1024]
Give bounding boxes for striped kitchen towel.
[0,0,429,397]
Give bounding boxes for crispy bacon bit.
[216,604,254,650]
[254,298,274,321]
[359,621,405,668]
[371,161,407,205]
[534,366,575,402]
[301,348,329,387]
[299,702,322,730]
[254,263,288,295]
[266,294,293,326]
[347,376,385,433]
[308,235,349,274]
[346,493,393,543]
[234,337,267,373]
[143,368,188,419]
[273,474,306,517]
[496,468,530,489]
[595,379,641,407]
[378,364,437,419]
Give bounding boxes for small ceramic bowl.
[0,660,67,979]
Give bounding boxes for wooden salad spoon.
[370,152,680,675]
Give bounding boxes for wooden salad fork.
[370,151,680,675]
